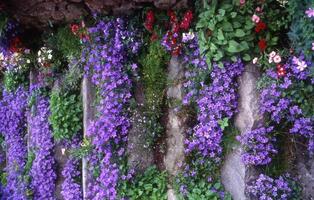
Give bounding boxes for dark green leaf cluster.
[288,0,314,61]
[119,167,167,200]
[196,0,255,68]
[49,91,82,141]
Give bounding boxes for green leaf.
[227,40,241,53]
[217,29,225,40]
[243,54,251,61]
[234,29,245,37]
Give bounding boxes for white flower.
[26,59,31,64]
[38,50,41,56]
[268,57,273,63]
[269,51,276,58]
[182,32,195,42]
[252,57,258,64]
[297,60,307,71]
[38,58,42,63]
[273,55,281,63]
[48,54,52,59]
[61,148,66,155]
[47,49,52,54]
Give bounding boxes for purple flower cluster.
[61,157,82,200]
[260,55,314,154]
[61,136,82,200]
[186,60,244,161]
[247,174,292,200]
[181,34,209,105]
[0,87,28,199]
[237,126,277,165]
[29,95,56,200]
[82,18,140,200]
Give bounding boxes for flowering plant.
[161,9,193,55]
[247,174,292,200]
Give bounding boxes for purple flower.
[305,8,314,18]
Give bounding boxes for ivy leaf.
[227,40,241,53]
[235,29,245,37]
[217,29,225,40]
[243,54,251,61]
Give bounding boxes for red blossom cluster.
[165,9,193,55]
[276,64,286,77]
[70,21,89,41]
[144,10,155,32]
[9,37,23,53]
[255,21,266,33]
[258,39,267,52]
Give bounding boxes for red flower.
[255,21,266,33]
[9,37,23,52]
[258,39,267,52]
[167,10,177,23]
[276,64,286,77]
[71,23,80,35]
[180,10,193,30]
[150,32,158,41]
[145,10,155,32]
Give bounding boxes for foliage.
[196,0,255,68]
[54,26,82,59]
[49,91,82,141]
[119,167,167,200]
[139,40,169,145]
[61,59,83,91]
[288,0,314,61]
[174,160,231,200]
[3,70,28,91]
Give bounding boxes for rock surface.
[127,81,154,171]
[164,56,187,200]
[3,0,188,29]
[81,75,96,200]
[221,64,260,200]
[295,145,314,200]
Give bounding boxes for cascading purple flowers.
[237,126,277,165]
[0,87,28,199]
[186,59,244,161]
[259,55,314,154]
[247,174,292,200]
[181,33,209,105]
[29,94,56,200]
[82,18,140,200]
[61,136,82,200]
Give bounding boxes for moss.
[139,41,169,145]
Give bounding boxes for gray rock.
[164,57,187,199]
[295,145,314,199]
[127,81,154,172]
[82,75,96,200]
[221,64,260,200]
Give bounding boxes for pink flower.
[269,51,276,58]
[240,0,245,5]
[312,42,314,51]
[305,8,314,18]
[255,7,262,13]
[273,55,281,63]
[252,14,260,23]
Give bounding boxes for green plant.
[139,41,169,145]
[49,26,82,59]
[288,0,314,61]
[3,69,29,92]
[49,91,82,141]
[119,167,168,200]
[196,0,255,68]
